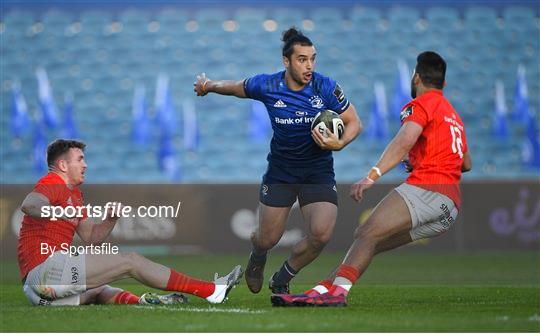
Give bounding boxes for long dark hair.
[282,27,313,59]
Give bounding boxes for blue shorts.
[259,161,338,208]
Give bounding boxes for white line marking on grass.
[529,314,540,322]
[133,305,266,314]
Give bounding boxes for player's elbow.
[20,203,32,216]
[21,200,39,217]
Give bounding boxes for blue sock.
[273,261,298,285]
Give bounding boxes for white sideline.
[133,305,266,314]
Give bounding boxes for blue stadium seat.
[504,6,535,22]
[271,8,305,30]
[194,8,228,35]
[78,10,112,37]
[41,10,73,37]
[388,7,420,22]
[310,7,344,31]
[426,7,461,34]
[464,7,499,32]
[119,9,151,36]
[234,8,266,34]
[4,10,35,34]
[349,6,381,33]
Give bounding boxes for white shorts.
[395,183,458,241]
[23,251,87,306]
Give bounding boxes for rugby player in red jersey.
[18,139,242,306]
[273,51,472,307]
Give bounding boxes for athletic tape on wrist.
[202,79,209,94]
[371,166,382,177]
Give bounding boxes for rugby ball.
[311,110,344,139]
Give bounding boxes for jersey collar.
[425,89,443,96]
[280,71,313,93]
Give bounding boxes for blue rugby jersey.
[244,71,350,167]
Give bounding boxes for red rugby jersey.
[17,172,86,280]
[400,89,468,207]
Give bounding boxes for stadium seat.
[194,8,228,35]
[503,6,535,22]
[271,8,305,30]
[78,10,112,36]
[425,7,461,34]
[349,6,381,34]
[119,9,151,36]
[234,8,266,34]
[464,6,499,32]
[310,7,344,31]
[4,10,35,34]
[41,10,73,37]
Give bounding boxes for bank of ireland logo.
[309,96,324,109]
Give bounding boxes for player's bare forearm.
[206,80,247,98]
[340,104,362,149]
[194,73,246,98]
[21,192,50,219]
[77,218,117,244]
[375,138,412,175]
[373,122,423,177]
[90,219,117,244]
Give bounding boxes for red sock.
[319,279,333,290]
[166,269,215,299]
[114,291,140,304]
[328,285,350,297]
[328,265,361,297]
[304,279,335,296]
[335,264,360,284]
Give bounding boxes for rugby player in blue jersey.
[194,27,362,295]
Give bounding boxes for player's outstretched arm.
[193,73,247,98]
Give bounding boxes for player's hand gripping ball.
[311,110,344,139]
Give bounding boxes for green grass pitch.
[1,251,539,332]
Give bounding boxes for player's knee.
[309,231,332,250]
[119,252,142,273]
[255,234,281,251]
